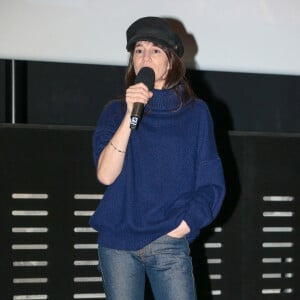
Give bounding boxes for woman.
[90,16,226,300]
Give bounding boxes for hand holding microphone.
[128,67,155,129]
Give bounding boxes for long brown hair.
[124,43,196,105]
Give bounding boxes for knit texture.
[90,88,226,251]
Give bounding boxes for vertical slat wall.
[73,193,106,300]
[0,125,299,300]
[261,195,295,296]
[0,125,104,300]
[243,135,299,300]
[10,193,50,300]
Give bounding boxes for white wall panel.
[0,0,299,75]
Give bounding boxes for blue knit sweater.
[90,87,225,251]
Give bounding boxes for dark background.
[0,126,299,300]
[0,58,299,299]
[1,59,299,133]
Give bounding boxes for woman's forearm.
[96,111,132,185]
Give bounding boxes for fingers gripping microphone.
[130,67,155,130]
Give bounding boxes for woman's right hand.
[125,82,153,114]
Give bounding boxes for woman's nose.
[143,51,151,61]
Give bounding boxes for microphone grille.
[134,67,155,90]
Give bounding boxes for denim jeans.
[98,234,197,300]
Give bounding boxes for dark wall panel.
[26,62,126,126]
[0,125,299,299]
[0,124,102,300]
[1,59,300,132]
[188,70,300,132]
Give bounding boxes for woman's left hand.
[167,220,191,238]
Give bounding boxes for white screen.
[0,0,299,75]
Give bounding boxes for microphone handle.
[130,103,144,129]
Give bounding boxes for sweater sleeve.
[92,100,124,167]
[184,102,226,240]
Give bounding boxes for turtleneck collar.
[145,88,182,112]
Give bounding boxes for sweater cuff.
[184,201,213,234]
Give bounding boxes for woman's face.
[133,41,170,89]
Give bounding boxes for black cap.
[126,16,184,57]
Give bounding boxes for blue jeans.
[98,234,197,300]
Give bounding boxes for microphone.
[130,67,155,129]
